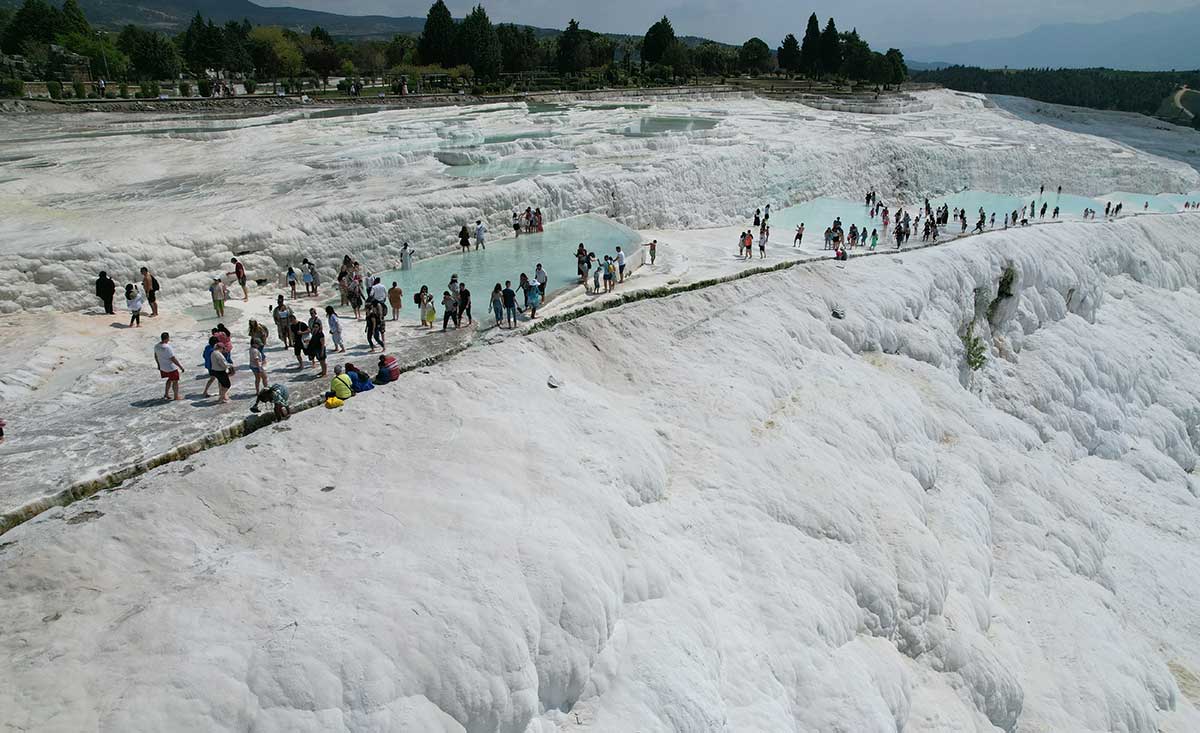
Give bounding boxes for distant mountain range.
[0,0,428,37]
[906,5,1200,71]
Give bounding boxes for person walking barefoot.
[154,332,184,401]
[387,281,403,321]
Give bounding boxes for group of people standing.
[513,207,545,236]
[96,266,162,326]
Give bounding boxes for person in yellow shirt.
[327,365,353,400]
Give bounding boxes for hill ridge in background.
[905,5,1200,72]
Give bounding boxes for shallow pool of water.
[617,116,719,136]
[372,214,641,320]
[443,158,576,183]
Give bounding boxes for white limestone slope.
[1,89,1197,313]
[3,214,1200,731]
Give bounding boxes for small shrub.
[198,78,212,97]
[47,80,62,99]
[178,81,191,97]
[137,81,160,98]
[243,79,257,94]
[0,79,24,98]
[118,83,129,98]
[962,323,987,371]
[72,80,86,99]
[987,264,1017,325]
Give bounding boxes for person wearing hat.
[209,276,227,318]
[248,337,268,394]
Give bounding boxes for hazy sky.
[265,0,1199,48]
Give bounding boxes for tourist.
[590,254,601,293]
[512,210,521,237]
[95,271,116,314]
[140,266,159,317]
[366,302,385,350]
[615,247,626,282]
[518,273,531,309]
[227,258,248,301]
[289,315,309,368]
[534,264,548,297]
[1053,206,1060,219]
[207,336,233,404]
[325,306,345,352]
[441,290,458,331]
[757,228,768,259]
[247,319,269,347]
[387,281,403,320]
[647,239,658,265]
[870,229,878,250]
[753,208,761,227]
[794,224,804,247]
[764,203,771,223]
[272,296,292,347]
[502,280,517,328]
[252,383,290,421]
[286,267,298,299]
[603,256,615,293]
[527,276,542,318]
[474,219,487,250]
[307,320,328,377]
[347,279,363,320]
[458,225,471,252]
[209,277,227,318]
[576,243,589,282]
[249,338,268,393]
[533,208,544,231]
[125,284,143,328]
[154,332,184,401]
[490,283,504,326]
[376,354,400,385]
[458,281,472,326]
[418,285,435,328]
[368,277,387,306]
[401,242,413,270]
[327,365,353,400]
[345,363,374,393]
[301,260,314,296]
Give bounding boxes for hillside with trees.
[0,0,907,98]
[915,66,1200,129]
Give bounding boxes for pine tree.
[556,19,584,73]
[799,13,820,77]
[456,6,500,80]
[777,33,800,74]
[818,17,840,77]
[417,0,456,67]
[59,0,90,37]
[642,16,676,66]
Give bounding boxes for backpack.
[413,292,421,306]
[151,276,161,292]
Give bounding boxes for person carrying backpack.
[140,266,160,317]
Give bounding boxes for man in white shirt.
[533,264,548,296]
[474,220,486,250]
[154,332,185,401]
[615,247,626,282]
[368,277,387,304]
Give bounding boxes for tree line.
[914,65,1200,128]
[0,0,907,90]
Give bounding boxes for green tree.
[838,29,871,80]
[777,33,800,75]
[221,20,252,75]
[417,0,456,67]
[301,37,339,88]
[58,0,90,37]
[738,37,772,75]
[309,26,334,47]
[456,5,500,80]
[248,26,300,90]
[556,19,584,74]
[693,41,731,76]
[799,13,821,77]
[818,17,840,77]
[61,31,128,80]
[642,15,675,66]
[117,25,181,80]
[1,0,61,55]
[384,33,413,67]
[497,23,540,74]
[661,41,692,80]
[884,48,907,84]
